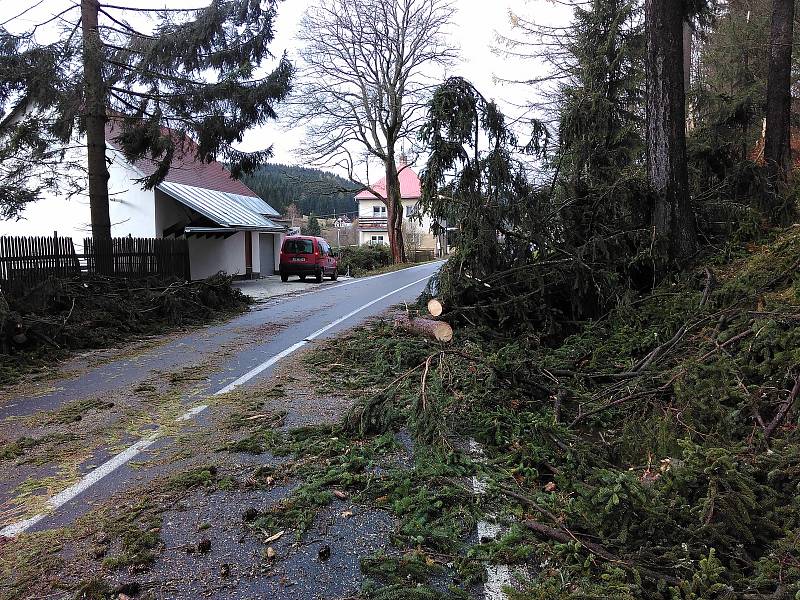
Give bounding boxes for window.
[282,239,314,254]
[373,205,386,215]
[370,235,385,244]
[319,240,331,255]
[405,205,418,218]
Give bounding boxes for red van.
[279,236,338,283]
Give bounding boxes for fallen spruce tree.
[239,72,800,597]
[316,224,800,598]
[0,273,251,385]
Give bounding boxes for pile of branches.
[340,225,800,598]
[0,273,251,385]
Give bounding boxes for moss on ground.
[0,461,231,600]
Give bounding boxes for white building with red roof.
[0,122,286,280]
[355,161,438,253]
[101,122,286,279]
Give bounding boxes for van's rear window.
[283,239,314,254]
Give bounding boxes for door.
[244,231,253,276]
[259,233,275,275]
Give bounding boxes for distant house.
[332,215,352,228]
[355,160,444,254]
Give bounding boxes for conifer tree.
[0,0,292,246]
[305,213,321,237]
[645,0,697,264]
[763,0,795,218]
[556,0,645,260]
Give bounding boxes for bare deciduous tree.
[291,0,455,263]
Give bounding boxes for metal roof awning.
[232,194,281,218]
[183,226,285,239]
[158,182,285,230]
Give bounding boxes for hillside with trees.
[239,164,358,217]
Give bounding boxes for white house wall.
[359,230,389,245]
[358,198,386,218]
[356,198,436,250]
[0,142,155,244]
[107,151,156,238]
[252,232,261,275]
[154,190,192,237]
[188,232,247,280]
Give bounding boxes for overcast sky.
[243,0,572,171]
[6,0,572,167]
[0,0,572,235]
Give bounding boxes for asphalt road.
[0,261,443,537]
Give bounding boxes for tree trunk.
[81,0,111,250]
[394,314,453,342]
[764,0,795,194]
[384,159,406,264]
[683,20,693,131]
[645,0,696,265]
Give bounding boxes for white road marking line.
[0,272,435,539]
[304,274,432,340]
[329,260,444,290]
[470,439,513,600]
[0,435,158,538]
[214,340,308,396]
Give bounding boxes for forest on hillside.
[240,164,359,217]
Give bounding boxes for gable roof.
[105,121,261,197]
[105,121,283,231]
[355,164,422,201]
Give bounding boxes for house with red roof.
[0,108,286,279]
[100,122,286,280]
[355,159,442,254]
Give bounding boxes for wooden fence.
[83,237,190,280]
[0,234,190,294]
[0,235,81,292]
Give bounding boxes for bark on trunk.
[645,0,696,264]
[81,0,111,254]
[683,20,693,131]
[764,0,795,188]
[384,159,406,264]
[394,314,453,342]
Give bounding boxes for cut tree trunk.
[645,0,696,264]
[764,0,795,195]
[394,314,453,342]
[427,298,444,317]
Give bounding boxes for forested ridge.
[240,164,359,216]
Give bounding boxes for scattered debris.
[318,544,331,561]
[263,530,285,544]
